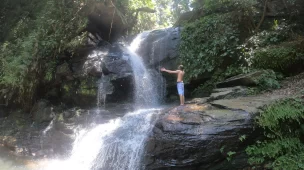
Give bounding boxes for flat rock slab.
[216,70,266,88]
[211,96,284,114]
[210,86,247,100]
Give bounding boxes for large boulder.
[31,100,55,123]
[130,27,186,97]
[135,27,181,68]
[144,104,257,170]
[144,95,283,169]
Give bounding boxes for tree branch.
[109,0,116,40]
[256,0,268,32]
[136,7,156,13]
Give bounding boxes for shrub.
[246,98,304,169]
[255,70,280,91]
[179,13,242,81]
[251,42,304,75]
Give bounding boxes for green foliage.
[255,70,280,91]
[226,151,236,161]
[179,13,242,80]
[257,98,304,132]
[246,98,304,169]
[116,0,193,32]
[239,135,247,142]
[248,21,294,47]
[202,0,257,14]
[251,42,304,75]
[0,0,87,108]
[247,138,304,169]
[223,65,251,78]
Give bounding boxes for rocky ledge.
[144,94,283,170]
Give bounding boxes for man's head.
[178,65,184,71]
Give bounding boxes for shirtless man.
[161,65,185,105]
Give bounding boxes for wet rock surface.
[144,94,283,170]
[48,43,134,107]
[31,100,56,123]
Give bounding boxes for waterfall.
[126,31,165,107]
[44,32,164,170]
[97,76,107,108]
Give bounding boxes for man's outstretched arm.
[161,67,179,74]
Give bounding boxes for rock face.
[136,27,181,68]
[211,95,284,114]
[31,100,55,123]
[47,43,134,107]
[216,70,267,88]
[48,27,182,107]
[134,28,181,90]
[144,95,282,170]
[209,86,248,101]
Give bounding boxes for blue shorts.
[177,82,184,95]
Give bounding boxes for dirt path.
[260,72,304,98]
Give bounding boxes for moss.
[78,78,97,96]
[57,113,64,122]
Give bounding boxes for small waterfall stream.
[44,32,165,170]
[126,31,160,107]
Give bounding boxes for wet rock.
[186,97,209,104]
[209,86,248,101]
[31,100,55,123]
[211,96,283,114]
[144,103,259,170]
[134,28,183,90]
[0,104,131,158]
[0,136,17,151]
[56,62,73,80]
[136,27,181,67]
[216,70,267,88]
[57,44,133,107]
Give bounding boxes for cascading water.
[44,32,165,170]
[126,31,165,107]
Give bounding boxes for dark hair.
[178,65,184,71]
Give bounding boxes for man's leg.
[179,95,183,105]
[181,83,185,105]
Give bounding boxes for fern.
[246,98,304,169]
